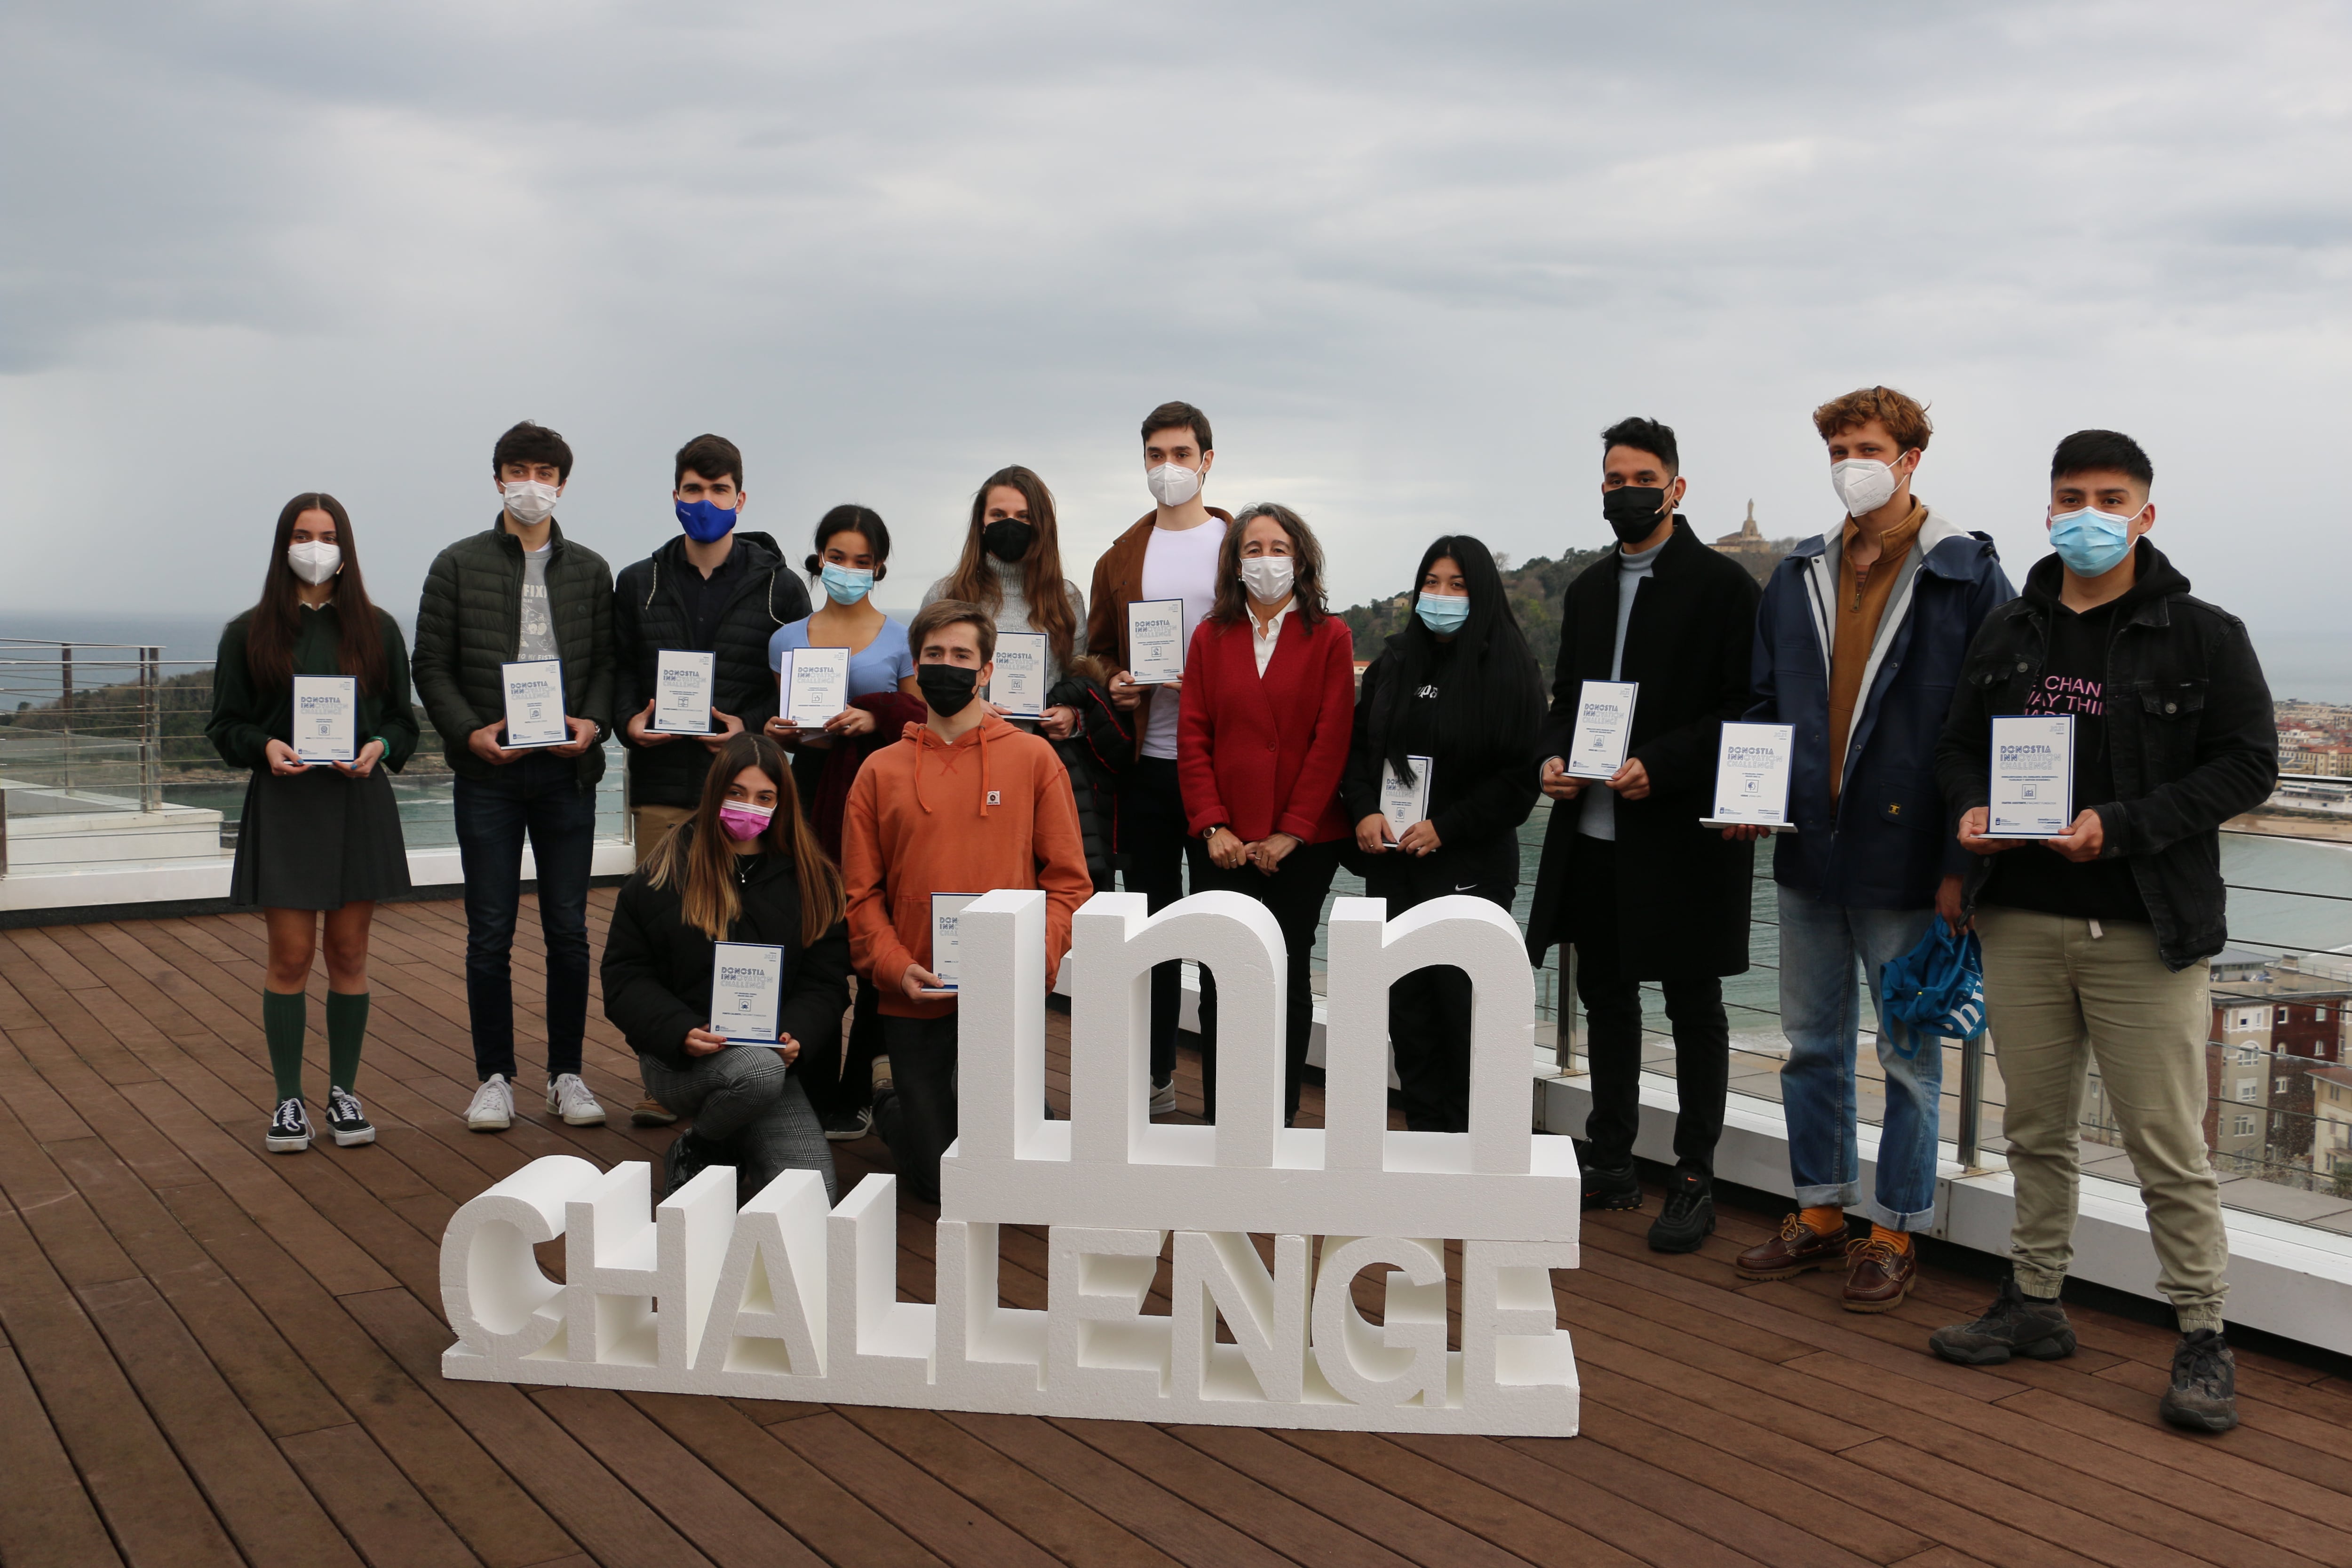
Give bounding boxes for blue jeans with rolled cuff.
[1775,883,1943,1232]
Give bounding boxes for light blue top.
[768,614,915,700]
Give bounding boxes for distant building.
[1711,501,1796,585]
[2316,1066,2352,1181]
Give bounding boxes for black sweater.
[601,828,852,1072]
[1341,631,1542,859]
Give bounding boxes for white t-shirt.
[1138,518,1228,760]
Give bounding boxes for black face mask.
[982,519,1034,563]
[1602,486,1671,546]
[916,662,980,717]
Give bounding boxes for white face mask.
[1240,555,1294,605]
[1829,457,1904,517]
[286,541,342,585]
[1147,462,1203,508]
[501,478,561,527]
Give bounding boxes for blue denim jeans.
[1776,884,1942,1230]
[453,752,596,1083]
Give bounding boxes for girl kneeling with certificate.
[602,732,852,1202]
[207,492,419,1158]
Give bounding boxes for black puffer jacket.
[413,517,617,784]
[612,532,811,809]
[1937,541,2277,970]
[600,826,853,1074]
[1045,664,1133,890]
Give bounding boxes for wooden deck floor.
[4,892,2352,1568]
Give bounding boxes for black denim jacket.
[1934,542,2277,970]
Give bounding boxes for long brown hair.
[244,493,389,694]
[939,465,1078,668]
[645,732,847,944]
[1206,502,1328,628]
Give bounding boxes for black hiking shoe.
[324,1087,375,1147]
[1647,1170,1715,1252]
[2158,1329,2239,1433]
[1581,1161,1643,1212]
[822,1104,874,1142]
[662,1130,724,1199]
[1929,1278,2078,1365]
[265,1097,313,1154]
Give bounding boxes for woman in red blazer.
[1177,502,1356,1124]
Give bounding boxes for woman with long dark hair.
[1340,535,1543,1131]
[1176,502,1357,1124]
[763,505,924,1140]
[602,732,851,1201]
[206,492,419,1155]
[924,464,1132,888]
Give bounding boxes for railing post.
[1955,1032,1986,1171]
[141,645,162,812]
[1553,944,1582,1075]
[59,643,74,794]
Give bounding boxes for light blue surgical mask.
[819,561,874,605]
[1415,592,1470,636]
[2047,505,2142,578]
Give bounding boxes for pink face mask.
[717,801,774,842]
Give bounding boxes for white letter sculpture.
[441,889,1581,1434]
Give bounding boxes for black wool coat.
[600,828,853,1074]
[612,531,811,809]
[1525,520,1761,978]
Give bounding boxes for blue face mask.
[2047,505,2141,578]
[675,497,738,544]
[1415,592,1470,635]
[819,561,874,605]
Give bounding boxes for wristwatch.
[1201,824,1227,843]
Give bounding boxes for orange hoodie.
[841,714,1093,1019]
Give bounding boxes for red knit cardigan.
[1175,608,1356,844]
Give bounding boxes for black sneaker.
[1647,1170,1715,1252]
[265,1097,313,1154]
[662,1130,723,1199]
[822,1104,874,1142]
[2158,1328,2239,1433]
[1928,1278,2078,1365]
[1581,1162,1643,1212]
[324,1087,375,1147]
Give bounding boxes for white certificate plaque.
[501,659,570,748]
[925,892,980,993]
[1990,714,2075,838]
[1126,598,1185,685]
[782,646,851,729]
[710,941,786,1044]
[990,632,1049,719]
[1378,756,1432,844]
[1564,679,1637,780]
[291,675,358,765]
[652,649,716,735]
[1703,721,1796,831]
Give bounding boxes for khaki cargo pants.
[1977,906,2226,1332]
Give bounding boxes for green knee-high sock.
[326,991,370,1094]
[262,989,307,1104]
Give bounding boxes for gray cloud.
[2,0,2348,641]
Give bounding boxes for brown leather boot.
[1842,1234,1919,1313]
[1734,1213,1851,1281]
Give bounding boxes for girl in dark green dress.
[207,493,419,1154]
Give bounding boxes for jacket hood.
[2020,537,2187,615]
[901,712,1026,815]
[1787,504,1990,578]
[646,529,781,573]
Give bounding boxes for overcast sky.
[4,1,2348,639]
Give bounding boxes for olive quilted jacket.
[413,517,618,783]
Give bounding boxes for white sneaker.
[1149,1075,1177,1116]
[466,1074,514,1131]
[547,1073,606,1127]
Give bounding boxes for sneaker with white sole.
[1149,1075,1176,1115]
[324,1086,376,1147]
[467,1074,514,1131]
[266,1097,314,1153]
[547,1072,606,1126]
